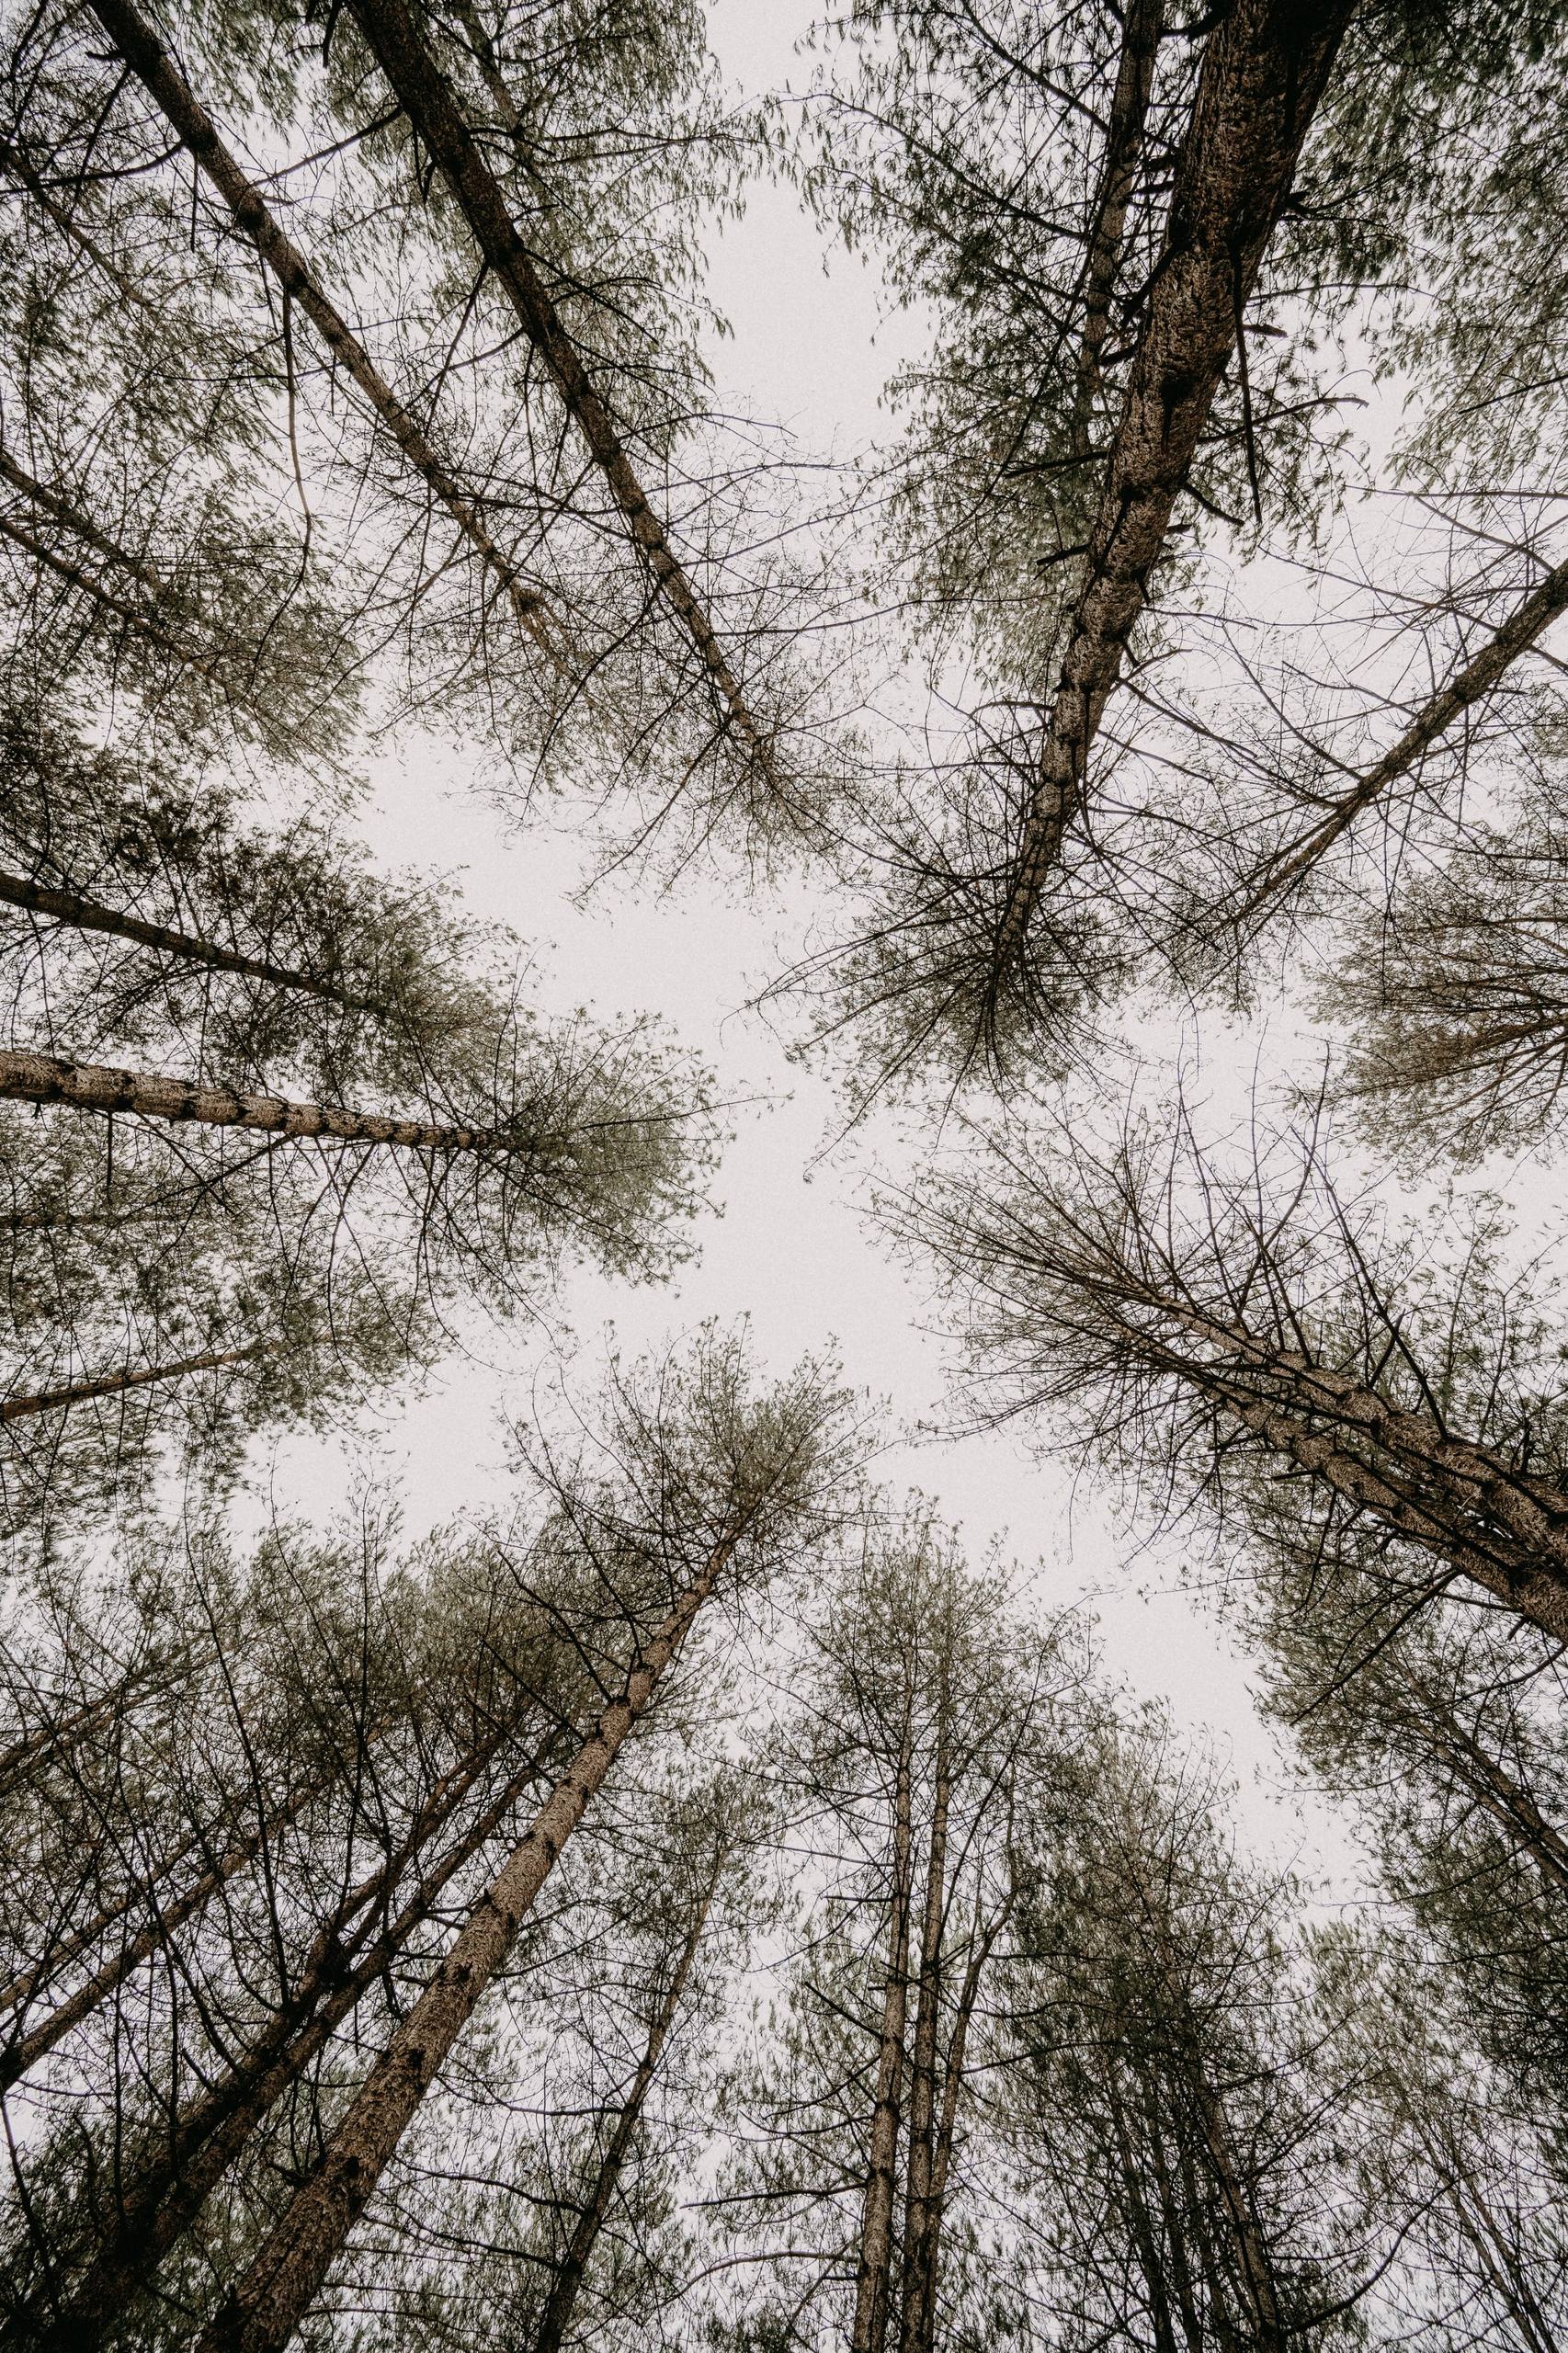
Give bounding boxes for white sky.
[265,0,1396,1896]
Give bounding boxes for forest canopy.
[3,1,1568,2347]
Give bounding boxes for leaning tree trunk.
[341,0,776,786]
[897,1705,949,2352]
[85,0,553,656]
[0,868,388,1017]
[0,449,170,600]
[532,1878,717,2353]
[993,0,1354,985]
[1407,1675,1568,1896]
[26,1718,563,2349]
[0,1772,325,2089]
[1233,550,1568,929]
[0,512,222,680]
[193,1529,740,2353]
[852,1711,915,2353]
[0,1049,542,1155]
[1,1341,268,1425]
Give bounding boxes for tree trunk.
[994,0,1353,980]
[0,511,222,677]
[0,1049,540,1156]
[0,867,388,1017]
[532,1879,716,2353]
[84,0,552,655]
[851,1710,915,2353]
[1072,0,1165,457]
[0,1774,327,2086]
[1119,1278,1568,1643]
[2,1341,269,1425]
[340,0,775,787]
[0,130,160,313]
[1234,551,1568,927]
[1403,1671,1568,1897]
[194,1530,738,2353]
[896,1704,949,2352]
[27,1722,562,2348]
[1105,2072,1181,2353]
[915,1898,1006,2353]
[0,449,170,599]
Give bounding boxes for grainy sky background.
[266,0,1386,1893]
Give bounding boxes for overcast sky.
[262,0,1403,1894]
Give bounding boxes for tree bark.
[994,0,1353,981]
[851,1709,915,2353]
[0,1049,540,1156]
[1233,551,1568,927]
[1072,0,1165,458]
[896,1703,949,2352]
[27,1722,562,2349]
[532,1879,716,2353]
[194,1529,738,2353]
[1,1341,268,1425]
[83,0,552,654]
[340,0,775,785]
[0,867,389,1017]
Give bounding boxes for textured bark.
[0,1049,536,1156]
[1,1341,267,1424]
[532,1880,715,2353]
[195,1532,736,2353]
[1073,0,1166,456]
[851,1713,915,2353]
[28,1725,559,2349]
[896,1707,949,2353]
[1108,1277,1568,1644]
[1235,551,1568,926]
[994,0,1353,976]
[341,0,775,782]
[0,868,387,1017]
[1186,2064,1286,2353]
[84,0,551,653]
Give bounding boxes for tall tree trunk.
[1107,1272,1568,1643]
[0,867,389,1017]
[1105,2071,1182,2353]
[2,1341,269,1424]
[1072,0,1165,458]
[1185,2063,1287,2353]
[0,1049,545,1156]
[1233,551,1568,928]
[896,1703,949,2351]
[340,0,776,788]
[83,0,552,655]
[27,1720,562,2349]
[1140,2079,1208,2353]
[993,0,1353,983]
[914,1897,1006,2353]
[532,1877,717,2353]
[194,1529,740,2353]
[851,1709,915,2353]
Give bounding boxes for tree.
[899,1104,1568,1645]
[703,1524,1073,2352]
[999,1707,1368,2351]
